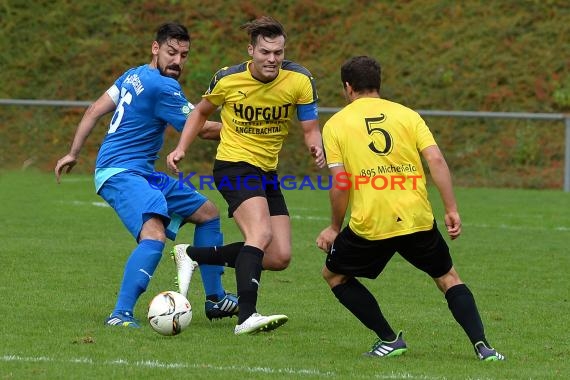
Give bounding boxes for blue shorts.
[97,171,208,241]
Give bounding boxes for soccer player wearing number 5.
[316,56,504,361]
[54,23,238,327]
[167,16,325,335]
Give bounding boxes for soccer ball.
[147,291,192,336]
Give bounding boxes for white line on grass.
[60,200,110,208]
[1,354,335,377]
[0,354,454,379]
[59,177,94,182]
[64,200,570,232]
[290,215,328,221]
[374,372,447,380]
[373,373,493,380]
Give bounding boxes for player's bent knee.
[272,255,290,270]
[262,250,291,270]
[322,267,346,288]
[197,201,220,220]
[434,267,463,292]
[139,218,167,242]
[139,230,166,242]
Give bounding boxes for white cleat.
[234,313,288,335]
[170,244,198,298]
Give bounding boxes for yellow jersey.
[204,60,318,171]
[323,97,437,240]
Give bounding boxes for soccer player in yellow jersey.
[316,56,504,361]
[167,16,325,335]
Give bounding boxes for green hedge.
[1,0,568,188]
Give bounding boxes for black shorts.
[326,221,452,279]
[213,160,289,218]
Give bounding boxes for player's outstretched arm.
[167,98,217,173]
[300,119,326,168]
[198,121,222,140]
[421,145,461,240]
[54,93,116,183]
[316,166,349,252]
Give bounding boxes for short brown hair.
[341,56,382,93]
[241,16,287,46]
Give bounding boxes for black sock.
[445,283,487,345]
[187,242,244,267]
[235,245,264,324]
[332,277,396,341]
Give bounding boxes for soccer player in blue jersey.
[166,16,325,335]
[54,22,238,327]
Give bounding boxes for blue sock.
[114,239,164,315]
[194,217,226,300]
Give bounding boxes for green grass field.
[1,170,568,379]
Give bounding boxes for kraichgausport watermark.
[146,171,423,191]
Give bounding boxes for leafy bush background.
[1,0,569,188]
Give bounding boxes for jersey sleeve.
[296,102,318,121]
[281,61,318,106]
[155,78,194,132]
[203,68,228,106]
[414,112,437,151]
[107,70,131,105]
[297,72,318,105]
[106,85,120,105]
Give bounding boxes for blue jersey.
[95,64,193,191]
